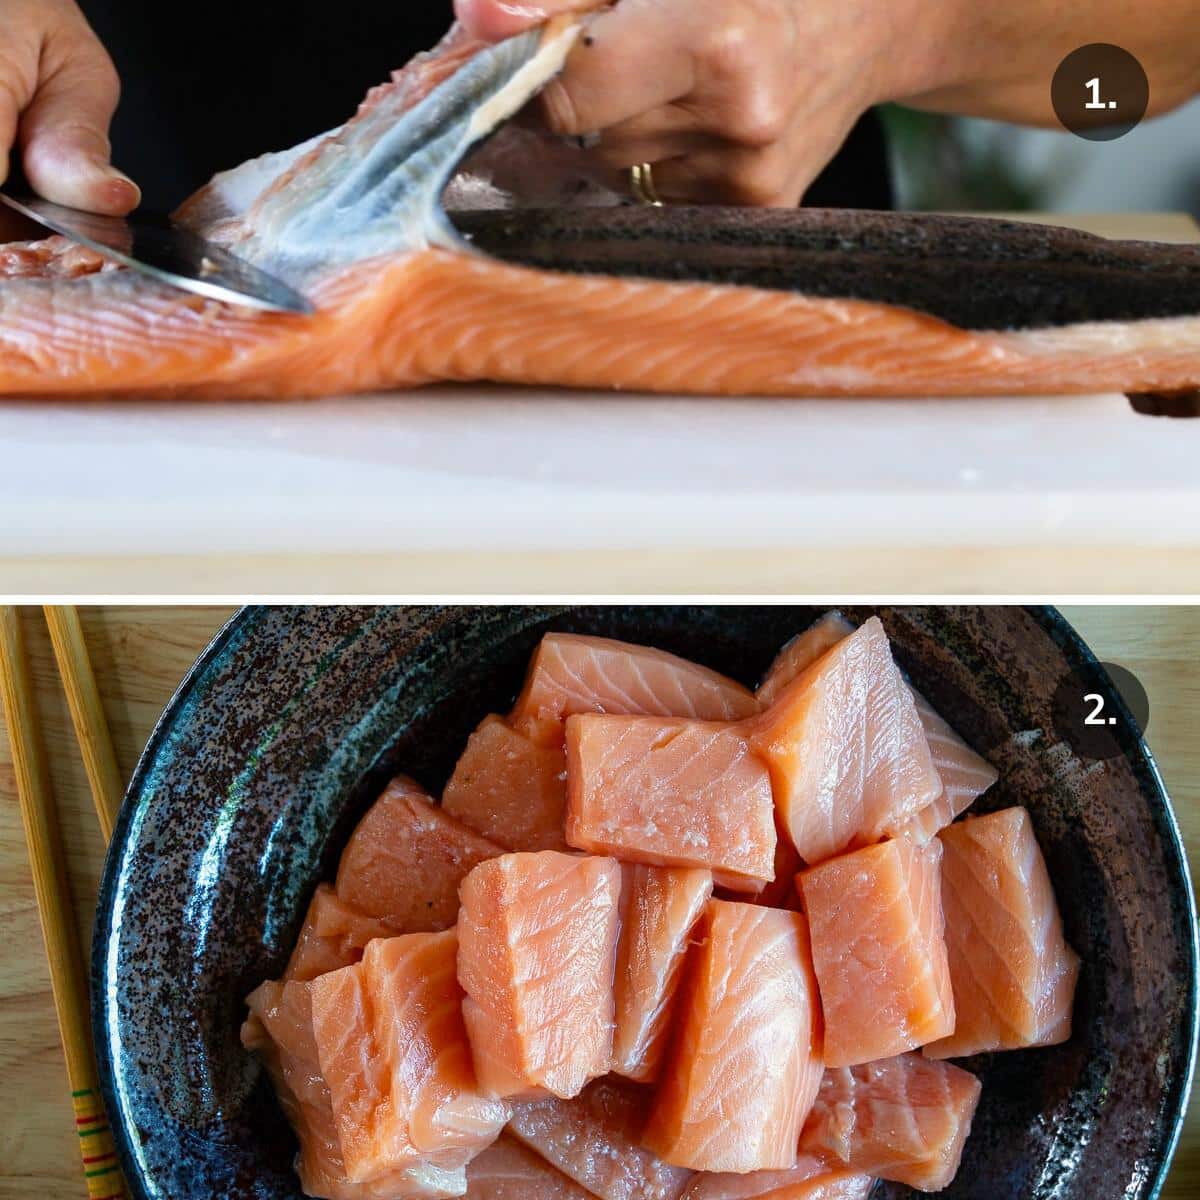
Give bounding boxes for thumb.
[19,41,138,215]
[455,1,609,43]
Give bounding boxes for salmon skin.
[456,205,1200,331]
[2,22,1198,397]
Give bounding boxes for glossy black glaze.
[91,606,1198,1199]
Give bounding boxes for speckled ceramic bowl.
[92,606,1198,1199]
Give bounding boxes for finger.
[584,109,719,169]
[538,1,699,136]
[651,146,804,208]
[0,77,22,190]
[455,0,609,43]
[19,37,138,214]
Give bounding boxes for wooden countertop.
[0,605,1195,1197]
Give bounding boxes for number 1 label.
[1085,77,1118,110]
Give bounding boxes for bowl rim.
[90,603,1200,1199]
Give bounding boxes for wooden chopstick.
[0,608,126,1200]
[44,606,123,842]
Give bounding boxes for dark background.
[77,0,892,212]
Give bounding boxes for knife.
[0,192,314,315]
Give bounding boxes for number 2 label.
[1084,693,1117,725]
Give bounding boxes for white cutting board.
[1,388,1198,558]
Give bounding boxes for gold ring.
[629,162,664,207]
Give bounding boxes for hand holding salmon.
[243,615,1080,1197]
[0,13,1197,398]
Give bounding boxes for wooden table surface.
[0,605,1195,1198]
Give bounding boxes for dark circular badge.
[1051,660,1151,761]
[1051,44,1149,140]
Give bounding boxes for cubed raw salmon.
[748,617,941,865]
[512,633,758,745]
[465,1135,592,1198]
[310,930,508,1184]
[282,884,399,983]
[797,838,955,1067]
[334,775,501,931]
[644,900,824,1173]
[565,715,776,892]
[800,1054,981,1191]
[612,865,714,1082]
[443,714,568,851]
[924,807,1080,1058]
[510,1078,692,1200]
[457,851,622,1099]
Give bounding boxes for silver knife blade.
[0,192,313,314]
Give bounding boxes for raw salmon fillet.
[565,714,776,892]
[509,1078,692,1200]
[281,884,401,983]
[612,865,714,1082]
[2,14,1199,400]
[243,980,464,1199]
[457,851,622,1099]
[334,775,501,932]
[756,613,997,846]
[512,634,758,747]
[800,1054,982,1191]
[681,1155,874,1200]
[798,838,955,1067]
[747,616,941,866]
[756,614,855,707]
[464,1134,592,1198]
[644,900,824,1173]
[310,929,508,1184]
[443,714,568,851]
[924,807,1080,1059]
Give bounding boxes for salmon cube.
[891,691,998,843]
[612,865,714,1082]
[800,1054,982,1191]
[681,1155,875,1199]
[443,714,569,851]
[244,979,467,1200]
[797,838,955,1067]
[565,715,776,892]
[755,612,855,706]
[310,930,508,1184]
[924,807,1080,1058]
[334,775,501,932]
[465,1135,593,1199]
[512,633,759,745]
[747,616,941,865]
[457,851,622,1100]
[509,1079,692,1200]
[644,900,824,1173]
[282,884,399,983]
